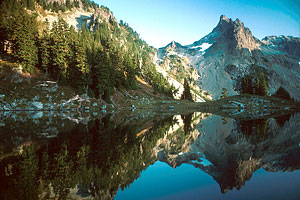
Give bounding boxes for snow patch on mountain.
[191,43,212,52]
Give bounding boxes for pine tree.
[241,74,252,94]
[99,52,113,102]
[0,0,12,53]
[12,12,38,73]
[123,52,137,89]
[38,20,51,73]
[221,88,228,98]
[259,72,268,96]
[111,47,125,89]
[254,74,260,95]
[26,0,35,10]
[66,0,71,9]
[181,78,193,102]
[90,49,113,101]
[68,27,90,90]
[50,18,71,80]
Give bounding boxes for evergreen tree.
[50,18,71,80]
[12,12,38,73]
[26,0,35,10]
[241,74,253,94]
[99,52,113,102]
[0,0,14,53]
[181,78,193,102]
[241,72,268,96]
[221,88,228,98]
[66,0,71,9]
[69,27,90,90]
[111,47,125,89]
[38,20,51,73]
[123,53,137,89]
[254,73,260,95]
[258,72,268,96]
[90,50,113,101]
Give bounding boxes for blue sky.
[95,0,300,48]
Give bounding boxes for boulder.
[32,102,43,110]
[32,112,43,119]
[33,96,39,101]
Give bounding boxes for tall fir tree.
[68,27,90,90]
[38,20,51,74]
[254,74,260,95]
[181,78,194,102]
[26,0,35,10]
[12,11,38,73]
[241,74,252,94]
[221,88,228,98]
[50,18,71,80]
[258,72,268,96]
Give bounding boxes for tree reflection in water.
[0,114,177,200]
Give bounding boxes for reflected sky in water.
[116,162,300,200]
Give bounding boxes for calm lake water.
[1,110,300,200]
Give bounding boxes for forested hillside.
[0,0,176,102]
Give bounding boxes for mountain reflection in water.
[0,111,300,200]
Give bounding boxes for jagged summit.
[220,15,230,22]
[163,40,183,50]
[188,15,260,51]
[214,14,232,33]
[210,15,261,51]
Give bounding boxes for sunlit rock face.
[211,15,261,52]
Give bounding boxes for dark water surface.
[1,111,300,200]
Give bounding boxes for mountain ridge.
[159,15,300,100]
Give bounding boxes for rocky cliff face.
[36,3,117,31]
[159,15,300,100]
[208,15,261,52]
[262,35,300,60]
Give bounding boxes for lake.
[1,110,300,200]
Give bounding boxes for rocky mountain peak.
[170,40,177,49]
[234,18,243,26]
[232,21,260,50]
[211,15,261,51]
[214,15,232,33]
[220,15,230,22]
[163,40,183,51]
